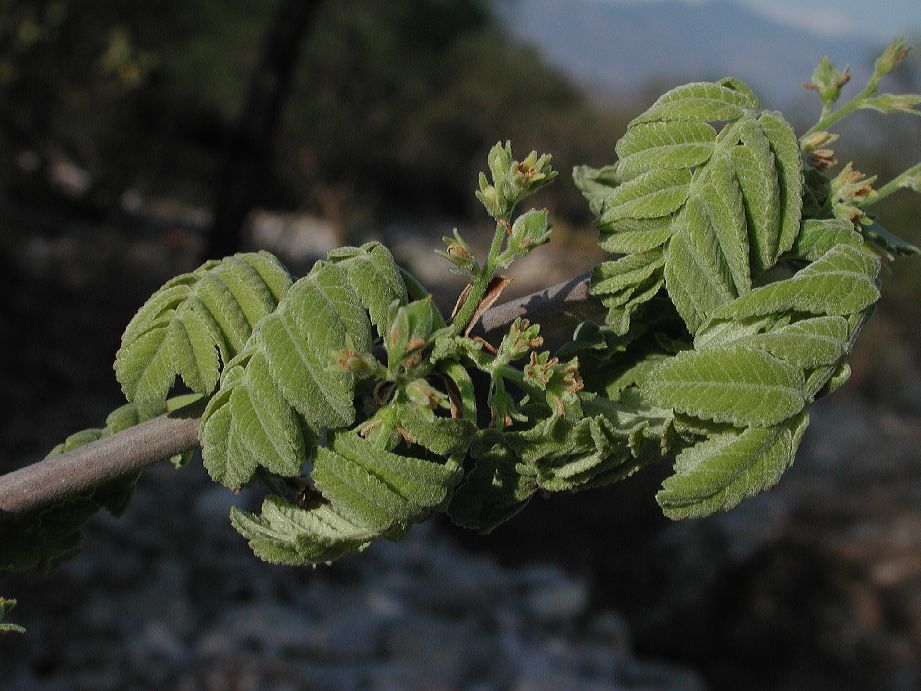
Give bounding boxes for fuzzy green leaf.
[573,164,619,216]
[642,347,806,427]
[233,432,461,565]
[696,153,751,293]
[702,315,847,369]
[447,438,537,534]
[725,117,781,271]
[200,244,407,489]
[630,82,756,125]
[115,252,291,402]
[758,111,804,256]
[657,411,808,519]
[791,218,862,261]
[665,199,737,333]
[698,245,880,332]
[231,496,377,566]
[313,431,461,531]
[590,249,666,335]
[600,169,692,223]
[615,120,716,180]
[598,215,675,254]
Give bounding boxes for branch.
[0,415,200,514]
[477,271,596,338]
[0,272,601,514]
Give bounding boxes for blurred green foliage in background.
[0,0,625,224]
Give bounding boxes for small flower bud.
[801,130,838,153]
[874,38,911,80]
[804,56,850,107]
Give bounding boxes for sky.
[590,0,921,39]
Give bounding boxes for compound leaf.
[115,252,292,403]
[200,244,408,489]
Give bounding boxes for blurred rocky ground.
[1,208,920,689]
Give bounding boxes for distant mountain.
[497,0,879,107]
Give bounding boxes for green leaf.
[591,248,665,295]
[233,432,461,565]
[630,81,756,125]
[657,411,809,519]
[790,218,862,261]
[313,431,461,530]
[598,215,675,254]
[717,77,761,107]
[328,242,409,333]
[524,396,674,492]
[600,169,691,223]
[695,153,751,293]
[698,245,880,331]
[200,245,407,489]
[115,252,292,402]
[447,438,537,534]
[642,347,806,427]
[725,117,781,271]
[700,315,847,369]
[231,496,377,566]
[615,120,715,180]
[664,199,737,333]
[758,111,804,256]
[573,164,619,216]
[388,402,476,457]
[590,249,666,335]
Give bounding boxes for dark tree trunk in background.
[205,0,323,259]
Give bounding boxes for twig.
[477,271,598,337]
[0,416,201,514]
[0,272,602,514]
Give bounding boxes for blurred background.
[1,0,920,688]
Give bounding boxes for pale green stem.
[494,364,542,397]
[862,162,921,206]
[803,82,877,138]
[449,222,508,334]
